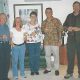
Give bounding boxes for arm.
[41,21,45,34]
[63,14,73,32]
[72,27,80,31]
[24,32,28,42]
[31,25,42,37]
[10,32,14,47]
[0,35,3,39]
[41,21,49,34]
[56,19,63,41]
[55,19,63,46]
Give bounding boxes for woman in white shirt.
[24,11,42,75]
[10,17,26,80]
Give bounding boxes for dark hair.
[73,1,80,6]
[30,11,37,17]
[13,17,23,28]
[45,7,52,11]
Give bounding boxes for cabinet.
[60,46,77,65]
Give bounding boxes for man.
[63,1,80,79]
[0,13,11,80]
[41,8,63,76]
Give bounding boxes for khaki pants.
[44,45,59,71]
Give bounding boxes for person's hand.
[67,27,73,31]
[45,28,49,31]
[24,33,28,41]
[10,41,14,47]
[31,32,36,37]
[44,27,50,33]
[2,35,7,40]
[57,40,62,46]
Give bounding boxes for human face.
[30,14,37,23]
[73,3,80,13]
[0,14,7,25]
[15,18,22,28]
[45,9,53,19]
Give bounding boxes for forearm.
[41,27,45,34]
[0,35,3,39]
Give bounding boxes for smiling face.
[45,8,53,19]
[30,14,37,22]
[73,2,80,13]
[30,11,37,23]
[15,18,21,27]
[0,13,7,25]
[13,17,22,28]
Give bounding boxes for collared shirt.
[0,24,10,42]
[63,13,80,27]
[23,23,43,43]
[63,13,80,42]
[41,17,63,45]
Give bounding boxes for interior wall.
[8,0,80,28]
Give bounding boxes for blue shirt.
[0,24,10,41]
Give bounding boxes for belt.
[13,43,24,46]
[0,41,9,44]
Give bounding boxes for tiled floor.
[8,65,80,80]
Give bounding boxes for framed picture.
[13,4,43,26]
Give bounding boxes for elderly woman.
[0,13,11,80]
[24,11,42,75]
[10,17,26,80]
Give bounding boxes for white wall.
[8,0,80,28]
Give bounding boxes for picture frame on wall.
[13,4,43,25]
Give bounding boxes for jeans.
[0,42,11,80]
[12,44,26,77]
[27,42,41,72]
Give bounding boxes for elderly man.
[41,8,63,76]
[0,13,11,80]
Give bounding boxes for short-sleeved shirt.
[41,17,63,45]
[63,13,80,27]
[23,23,42,43]
[0,24,10,41]
[63,13,80,42]
[10,28,26,44]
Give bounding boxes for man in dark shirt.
[63,1,80,79]
[0,13,11,80]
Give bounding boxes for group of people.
[0,1,80,80]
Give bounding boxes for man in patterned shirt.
[41,8,63,76]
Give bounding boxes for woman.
[10,17,26,80]
[0,13,11,80]
[24,11,42,75]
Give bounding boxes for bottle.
[51,53,54,67]
[51,53,54,62]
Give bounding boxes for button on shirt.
[0,24,10,42]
